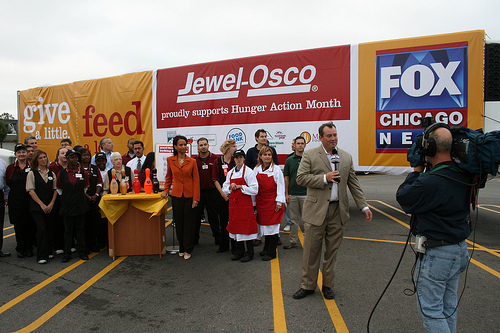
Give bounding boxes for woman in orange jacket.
[161,135,200,260]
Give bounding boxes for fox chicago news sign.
[375,43,468,153]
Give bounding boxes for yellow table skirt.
[99,193,169,225]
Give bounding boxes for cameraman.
[396,124,471,333]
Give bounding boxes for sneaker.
[283,225,291,231]
[48,254,55,259]
[71,248,77,253]
[37,259,48,264]
[55,249,64,255]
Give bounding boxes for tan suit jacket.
[297,145,367,225]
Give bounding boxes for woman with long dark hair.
[26,149,58,264]
[161,135,200,260]
[49,147,68,255]
[6,144,34,258]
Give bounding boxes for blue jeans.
[285,205,291,226]
[415,241,469,333]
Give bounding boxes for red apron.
[227,166,258,235]
[256,168,284,226]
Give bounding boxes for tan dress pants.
[300,201,344,290]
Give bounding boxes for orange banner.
[18,71,153,160]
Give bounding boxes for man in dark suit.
[293,122,372,300]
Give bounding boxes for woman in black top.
[212,139,237,253]
[27,149,58,264]
[6,144,34,258]
[78,148,103,253]
[56,149,89,263]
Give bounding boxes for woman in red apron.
[254,146,285,261]
[222,149,259,262]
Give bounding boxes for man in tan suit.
[293,122,372,300]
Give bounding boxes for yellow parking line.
[0,252,101,315]
[297,230,349,332]
[367,200,409,216]
[477,204,500,214]
[368,204,410,229]
[14,256,127,333]
[470,258,500,279]
[3,232,14,239]
[317,270,349,333]
[272,252,287,333]
[368,204,500,278]
[3,225,13,230]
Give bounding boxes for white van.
[0,148,15,166]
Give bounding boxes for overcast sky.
[1,0,499,118]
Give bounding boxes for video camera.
[407,117,500,177]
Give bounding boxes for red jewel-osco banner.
[156,45,351,128]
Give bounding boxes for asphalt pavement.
[1,174,499,332]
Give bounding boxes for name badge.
[202,164,209,170]
[76,173,83,179]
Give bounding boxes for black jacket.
[396,161,471,243]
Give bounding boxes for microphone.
[331,149,340,183]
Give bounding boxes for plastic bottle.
[144,168,153,194]
[152,168,160,193]
[120,170,128,195]
[110,169,119,195]
[119,169,128,195]
[132,169,141,194]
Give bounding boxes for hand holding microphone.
[331,149,341,183]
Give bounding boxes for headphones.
[420,122,451,157]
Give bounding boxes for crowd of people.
[0,122,474,330]
[0,136,154,264]
[160,131,289,263]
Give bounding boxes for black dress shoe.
[261,255,276,261]
[231,254,242,261]
[0,251,11,257]
[322,286,335,299]
[240,255,253,262]
[293,288,315,299]
[17,251,25,258]
[258,250,267,257]
[62,256,71,263]
[283,244,297,249]
[80,255,89,260]
[216,247,229,253]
